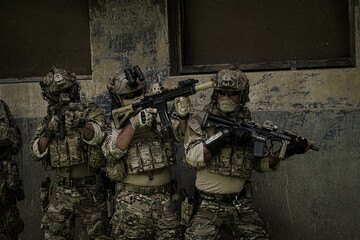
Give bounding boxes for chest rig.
[201,106,256,178]
[48,130,87,168]
[125,126,175,178]
[204,126,255,178]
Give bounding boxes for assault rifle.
[112,79,214,139]
[53,93,70,140]
[202,112,319,159]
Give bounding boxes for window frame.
[168,0,356,75]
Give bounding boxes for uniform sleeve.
[101,123,127,164]
[1,100,22,154]
[171,114,184,142]
[5,160,21,191]
[82,101,106,146]
[82,122,105,146]
[183,113,207,169]
[30,120,49,161]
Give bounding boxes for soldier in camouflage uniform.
[0,99,24,240]
[102,68,190,239]
[30,66,110,240]
[183,66,311,240]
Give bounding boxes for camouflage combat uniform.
[102,68,184,240]
[0,99,24,240]
[102,119,183,240]
[183,68,276,240]
[30,67,110,240]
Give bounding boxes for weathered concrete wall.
[0,0,359,239]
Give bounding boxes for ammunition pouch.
[39,186,50,212]
[181,196,195,226]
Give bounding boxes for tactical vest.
[203,125,255,178]
[125,126,175,176]
[192,105,256,178]
[42,129,105,171]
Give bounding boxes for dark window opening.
[168,0,355,75]
[0,0,91,80]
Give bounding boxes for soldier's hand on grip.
[231,128,251,145]
[285,136,310,157]
[65,110,86,129]
[174,96,190,119]
[44,115,59,138]
[131,108,157,129]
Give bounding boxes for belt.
[116,182,175,195]
[196,188,246,204]
[55,175,98,187]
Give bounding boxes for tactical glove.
[130,108,157,129]
[65,110,86,129]
[174,96,191,119]
[203,128,231,156]
[230,128,251,146]
[65,102,87,129]
[44,115,59,138]
[285,136,309,157]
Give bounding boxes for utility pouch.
[39,177,51,212]
[181,190,195,226]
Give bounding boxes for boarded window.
[0,0,91,79]
[168,0,355,75]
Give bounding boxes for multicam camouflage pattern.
[185,106,275,177]
[0,100,24,239]
[185,198,270,240]
[111,190,182,239]
[30,99,110,239]
[211,67,250,105]
[40,66,79,105]
[0,100,21,152]
[184,100,276,239]
[0,205,24,240]
[102,107,184,239]
[30,100,106,170]
[102,122,177,181]
[41,181,109,240]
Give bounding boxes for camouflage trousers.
[111,189,182,239]
[41,181,110,240]
[185,197,270,240]
[0,204,24,240]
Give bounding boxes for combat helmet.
[40,66,79,104]
[107,65,145,108]
[211,65,250,104]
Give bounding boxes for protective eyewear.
[217,90,241,96]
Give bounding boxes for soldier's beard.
[217,97,238,113]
